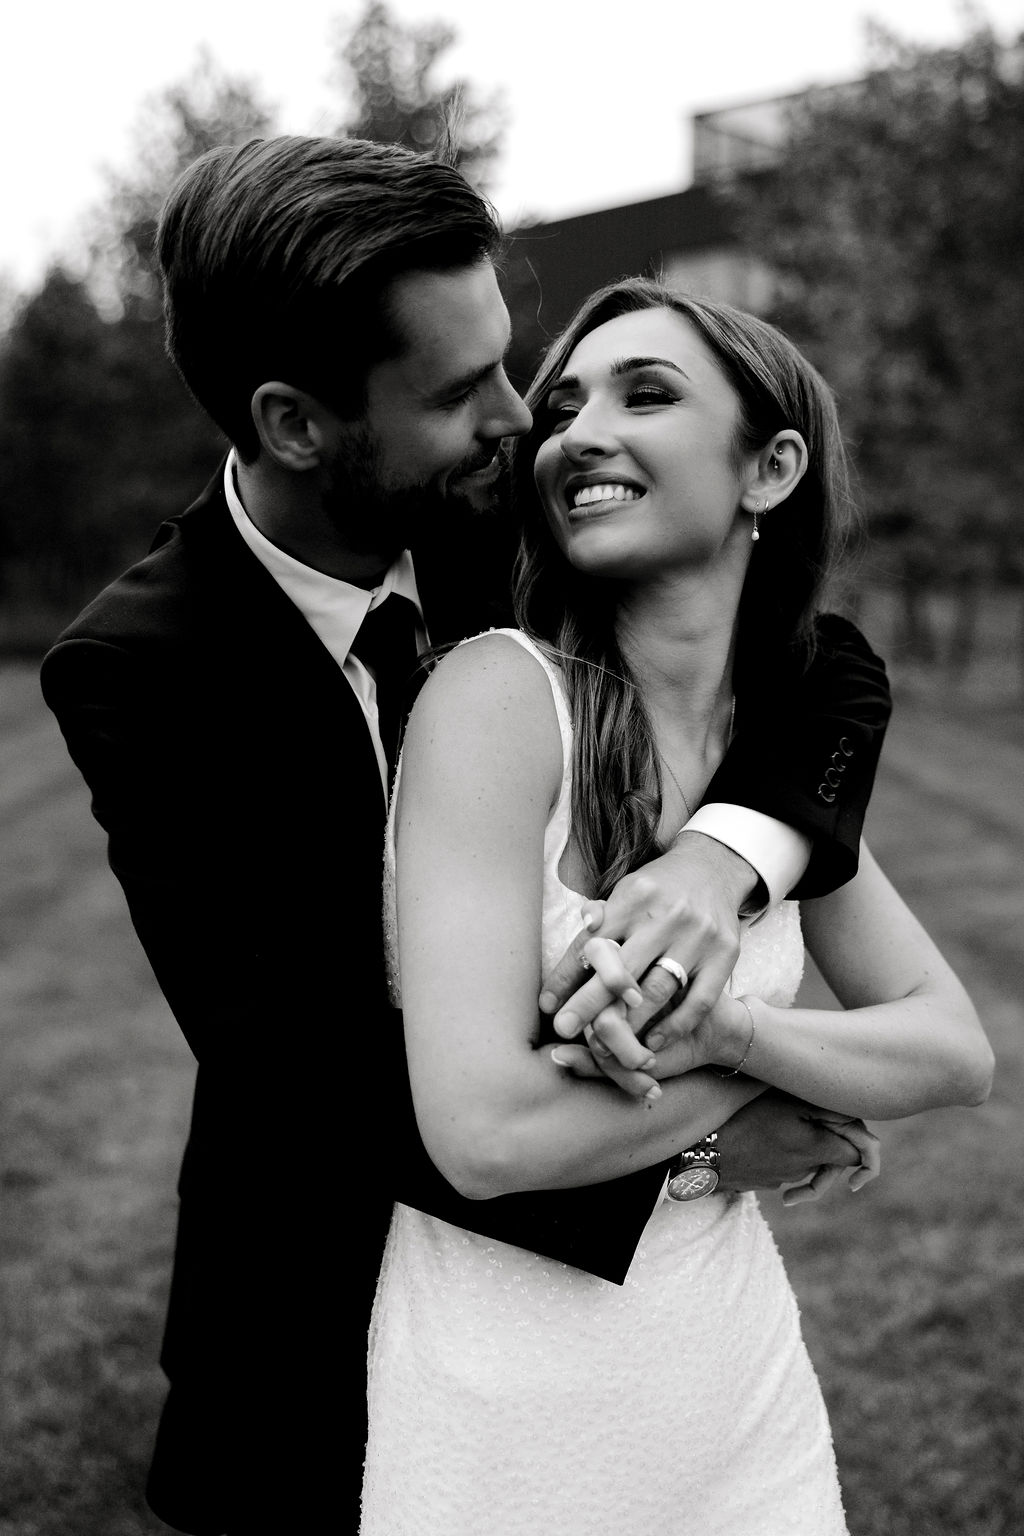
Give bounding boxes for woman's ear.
[250,383,333,472]
[740,431,809,532]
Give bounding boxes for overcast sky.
[3,0,1021,292]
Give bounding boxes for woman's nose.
[559,406,615,462]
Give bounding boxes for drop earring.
[751,497,768,543]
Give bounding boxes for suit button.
[825,767,841,788]
[818,783,836,803]
[838,737,854,757]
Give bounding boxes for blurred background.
[1,2,1022,1532]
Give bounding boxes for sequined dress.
[362,630,848,1536]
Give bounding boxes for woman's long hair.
[510,278,855,895]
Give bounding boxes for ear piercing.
[755,449,782,540]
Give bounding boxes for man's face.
[321,261,532,559]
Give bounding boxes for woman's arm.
[644,844,993,1120]
[396,634,764,1200]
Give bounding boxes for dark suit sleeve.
[40,635,254,1060]
[700,612,891,900]
[43,630,669,1288]
[390,1069,667,1286]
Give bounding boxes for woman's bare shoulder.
[420,630,555,709]
[407,630,562,778]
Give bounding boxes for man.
[41,135,890,1534]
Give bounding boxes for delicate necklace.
[659,695,736,819]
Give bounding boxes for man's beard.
[320,426,507,564]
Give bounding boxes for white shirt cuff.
[681,805,811,914]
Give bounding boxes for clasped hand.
[539,832,880,1201]
[539,832,750,1090]
[549,960,750,1097]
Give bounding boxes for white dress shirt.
[223,452,809,900]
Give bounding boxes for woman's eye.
[544,403,578,431]
[625,385,673,407]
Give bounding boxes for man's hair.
[156,135,503,460]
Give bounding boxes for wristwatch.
[666,1132,721,1201]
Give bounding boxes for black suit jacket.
[41,471,890,1532]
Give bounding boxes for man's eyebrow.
[432,333,513,403]
[431,358,496,402]
[547,356,688,394]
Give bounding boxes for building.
[502,88,829,375]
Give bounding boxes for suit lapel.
[160,474,384,813]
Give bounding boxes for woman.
[361,281,993,1534]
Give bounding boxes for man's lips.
[453,452,502,486]
[460,458,500,481]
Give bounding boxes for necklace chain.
[659,695,736,821]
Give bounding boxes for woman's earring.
[751,497,768,543]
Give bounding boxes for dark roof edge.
[508,183,731,250]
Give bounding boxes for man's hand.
[715,1091,880,1203]
[539,833,758,1064]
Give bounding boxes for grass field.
[1,645,1022,1536]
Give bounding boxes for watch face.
[667,1166,720,1202]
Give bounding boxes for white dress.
[363,630,848,1536]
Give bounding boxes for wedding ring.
[652,955,687,988]
[579,935,621,970]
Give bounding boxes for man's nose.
[483,371,532,439]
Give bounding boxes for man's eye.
[442,384,479,411]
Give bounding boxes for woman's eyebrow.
[611,356,688,380]
[547,357,689,395]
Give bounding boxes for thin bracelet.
[712,996,756,1078]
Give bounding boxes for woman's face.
[533,307,755,582]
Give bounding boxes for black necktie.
[350,593,422,787]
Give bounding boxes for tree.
[0,266,225,616]
[0,57,273,635]
[732,19,1024,608]
[0,17,506,642]
[330,0,504,188]
[0,270,121,601]
[90,48,276,319]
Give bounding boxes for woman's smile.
[534,307,753,578]
[565,475,646,517]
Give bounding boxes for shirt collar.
[222,451,422,665]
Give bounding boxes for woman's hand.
[539,834,751,1046]
[550,934,663,1102]
[551,969,752,1100]
[644,988,753,1075]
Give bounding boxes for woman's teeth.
[571,484,641,508]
